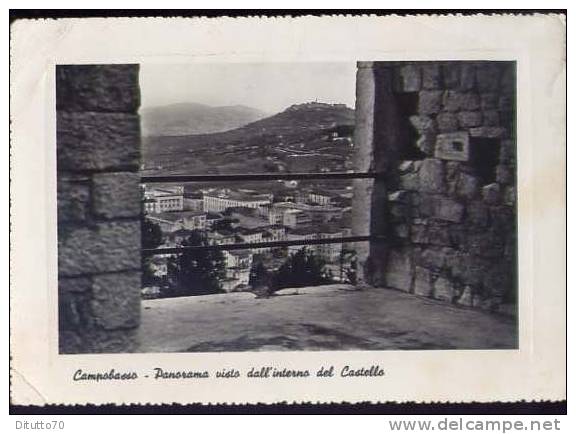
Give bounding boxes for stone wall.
[367,61,517,315]
[57,65,143,353]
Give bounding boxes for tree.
[249,260,270,291]
[142,218,163,250]
[141,219,163,288]
[271,248,331,291]
[165,230,226,297]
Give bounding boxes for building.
[143,185,184,214]
[267,206,285,225]
[236,227,266,244]
[266,201,341,227]
[308,190,339,207]
[286,227,318,256]
[264,224,287,242]
[285,225,343,262]
[316,226,344,262]
[224,249,253,269]
[183,194,204,212]
[147,211,207,233]
[283,209,312,228]
[221,249,254,292]
[203,189,272,213]
[207,230,237,246]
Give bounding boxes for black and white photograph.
[10,13,565,409]
[56,60,518,354]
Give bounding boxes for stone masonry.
[57,65,142,353]
[362,61,517,315]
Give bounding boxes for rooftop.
[236,227,267,236]
[204,190,271,202]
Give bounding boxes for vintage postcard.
[10,14,566,406]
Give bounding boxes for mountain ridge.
[140,102,269,137]
[142,101,355,176]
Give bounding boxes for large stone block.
[469,126,507,138]
[432,276,455,302]
[500,63,516,93]
[58,220,141,276]
[91,271,141,330]
[482,262,514,298]
[441,63,461,89]
[466,201,490,227]
[393,224,410,240]
[482,183,501,205]
[431,196,465,223]
[418,193,436,218]
[60,328,139,354]
[467,230,505,259]
[398,64,421,92]
[459,64,477,90]
[59,276,92,294]
[448,253,489,286]
[435,132,470,162]
[499,140,516,165]
[59,290,93,329]
[482,110,500,126]
[399,172,420,191]
[409,115,435,133]
[390,202,410,221]
[443,91,480,112]
[458,111,483,128]
[57,178,90,222]
[56,64,140,113]
[455,172,480,200]
[414,266,433,296]
[411,224,428,244]
[418,91,443,115]
[418,159,445,193]
[448,224,467,248]
[421,64,441,89]
[436,112,459,133]
[504,186,516,206]
[418,246,455,271]
[495,164,513,185]
[92,172,141,218]
[57,111,140,171]
[427,222,453,245]
[489,205,516,233]
[475,63,501,92]
[480,92,499,110]
[409,116,437,156]
[498,95,515,112]
[416,133,436,156]
[385,249,413,292]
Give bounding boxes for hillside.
[142,102,355,176]
[140,103,267,136]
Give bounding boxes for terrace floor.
[137,285,517,353]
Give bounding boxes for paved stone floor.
[137,285,517,353]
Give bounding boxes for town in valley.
[141,102,358,298]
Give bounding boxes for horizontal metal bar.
[142,235,383,256]
[140,172,379,183]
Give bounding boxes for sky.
[139,63,357,115]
